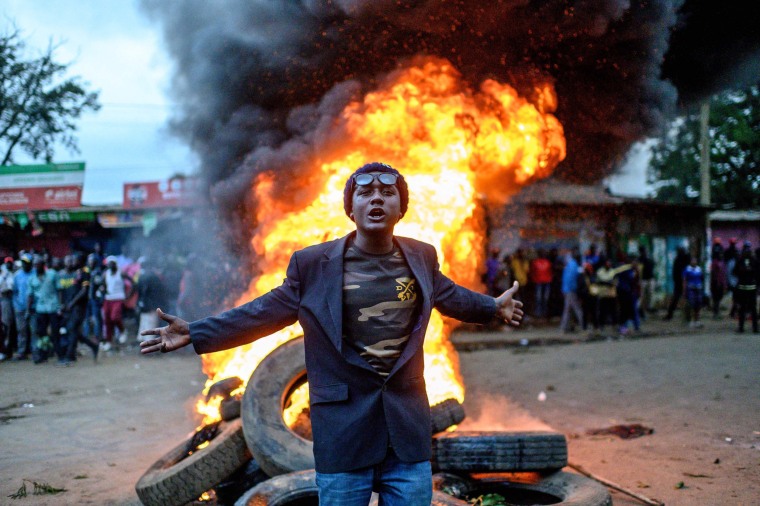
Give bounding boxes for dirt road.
[1,321,758,505]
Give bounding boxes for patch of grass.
[74,474,88,480]
[8,480,66,499]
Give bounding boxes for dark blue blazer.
[190,233,497,473]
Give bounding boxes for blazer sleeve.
[430,251,497,324]
[190,252,301,354]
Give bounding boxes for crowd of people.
[484,240,760,335]
[1,236,757,365]
[0,246,190,365]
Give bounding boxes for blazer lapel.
[320,234,349,352]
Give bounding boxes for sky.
[2,0,650,206]
[3,0,197,205]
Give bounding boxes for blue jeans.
[316,448,432,506]
[534,283,551,317]
[83,298,103,340]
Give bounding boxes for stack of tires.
[135,337,611,505]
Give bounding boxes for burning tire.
[214,457,271,505]
[220,395,242,421]
[431,431,568,472]
[241,335,470,477]
[242,336,314,477]
[430,398,466,434]
[234,469,318,506]
[464,471,612,506]
[135,419,251,506]
[207,376,244,401]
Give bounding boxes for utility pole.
[699,102,711,206]
[699,101,712,294]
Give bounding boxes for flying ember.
[196,57,565,425]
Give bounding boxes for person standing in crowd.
[638,246,655,318]
[58,254,99,365]
[140,162,523,505]
[733,243,758,333]
[559,248,584,333]
[11,254,34,361]
[102,255,132,351]
[509,248,529,314]
[580,261,597,331]
[509,249,529,288]
[725,238,739,318]
[121,255,143,342]
[28,257,61,364]
[530,249,553,319]
[583,244,601,271]
[616,256,640,334]
[664,246,690,320]
[484,249,501,297]
[136,257,168,342]
[91,242,104,267]
[710,248,728,319]
[83,253,105,345]
[0,257,16,361]
[595,258,619,331]
[683,255,704,328]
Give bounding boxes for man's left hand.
[495,281,524,326]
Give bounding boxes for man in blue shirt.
[11,254,34,360]
[560,248,584,332]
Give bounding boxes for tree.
[647,84,760,209]
[0,29,100,165]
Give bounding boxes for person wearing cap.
[11,254,34,360]
[140,162,523,505]
[0,256,16,360]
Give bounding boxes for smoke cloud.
[139,0,759,279]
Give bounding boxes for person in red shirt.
[530,249,553,318]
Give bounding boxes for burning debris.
[132,1,756,503]
[136,0,760,423]
[136,337,602,506]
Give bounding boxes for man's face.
[351,173,402,236]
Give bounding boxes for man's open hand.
[495,281,524,326]
[139,308,191,354]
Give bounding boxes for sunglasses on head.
[353,173,398,186]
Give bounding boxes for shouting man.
[141,162,523,505]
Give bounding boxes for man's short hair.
[343,162,409,220]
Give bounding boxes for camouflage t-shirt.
[342,241,420,376]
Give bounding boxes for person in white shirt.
[102,255,133,350]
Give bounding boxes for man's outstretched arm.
[140,308,191,354]
[140,252,302,355]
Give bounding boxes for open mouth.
[368,208,385,219]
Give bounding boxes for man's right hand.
[139,308,191,354]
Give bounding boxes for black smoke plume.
[140,0,759,292]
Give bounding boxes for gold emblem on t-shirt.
[395,277,416,302]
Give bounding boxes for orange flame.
[196,57,564,425]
